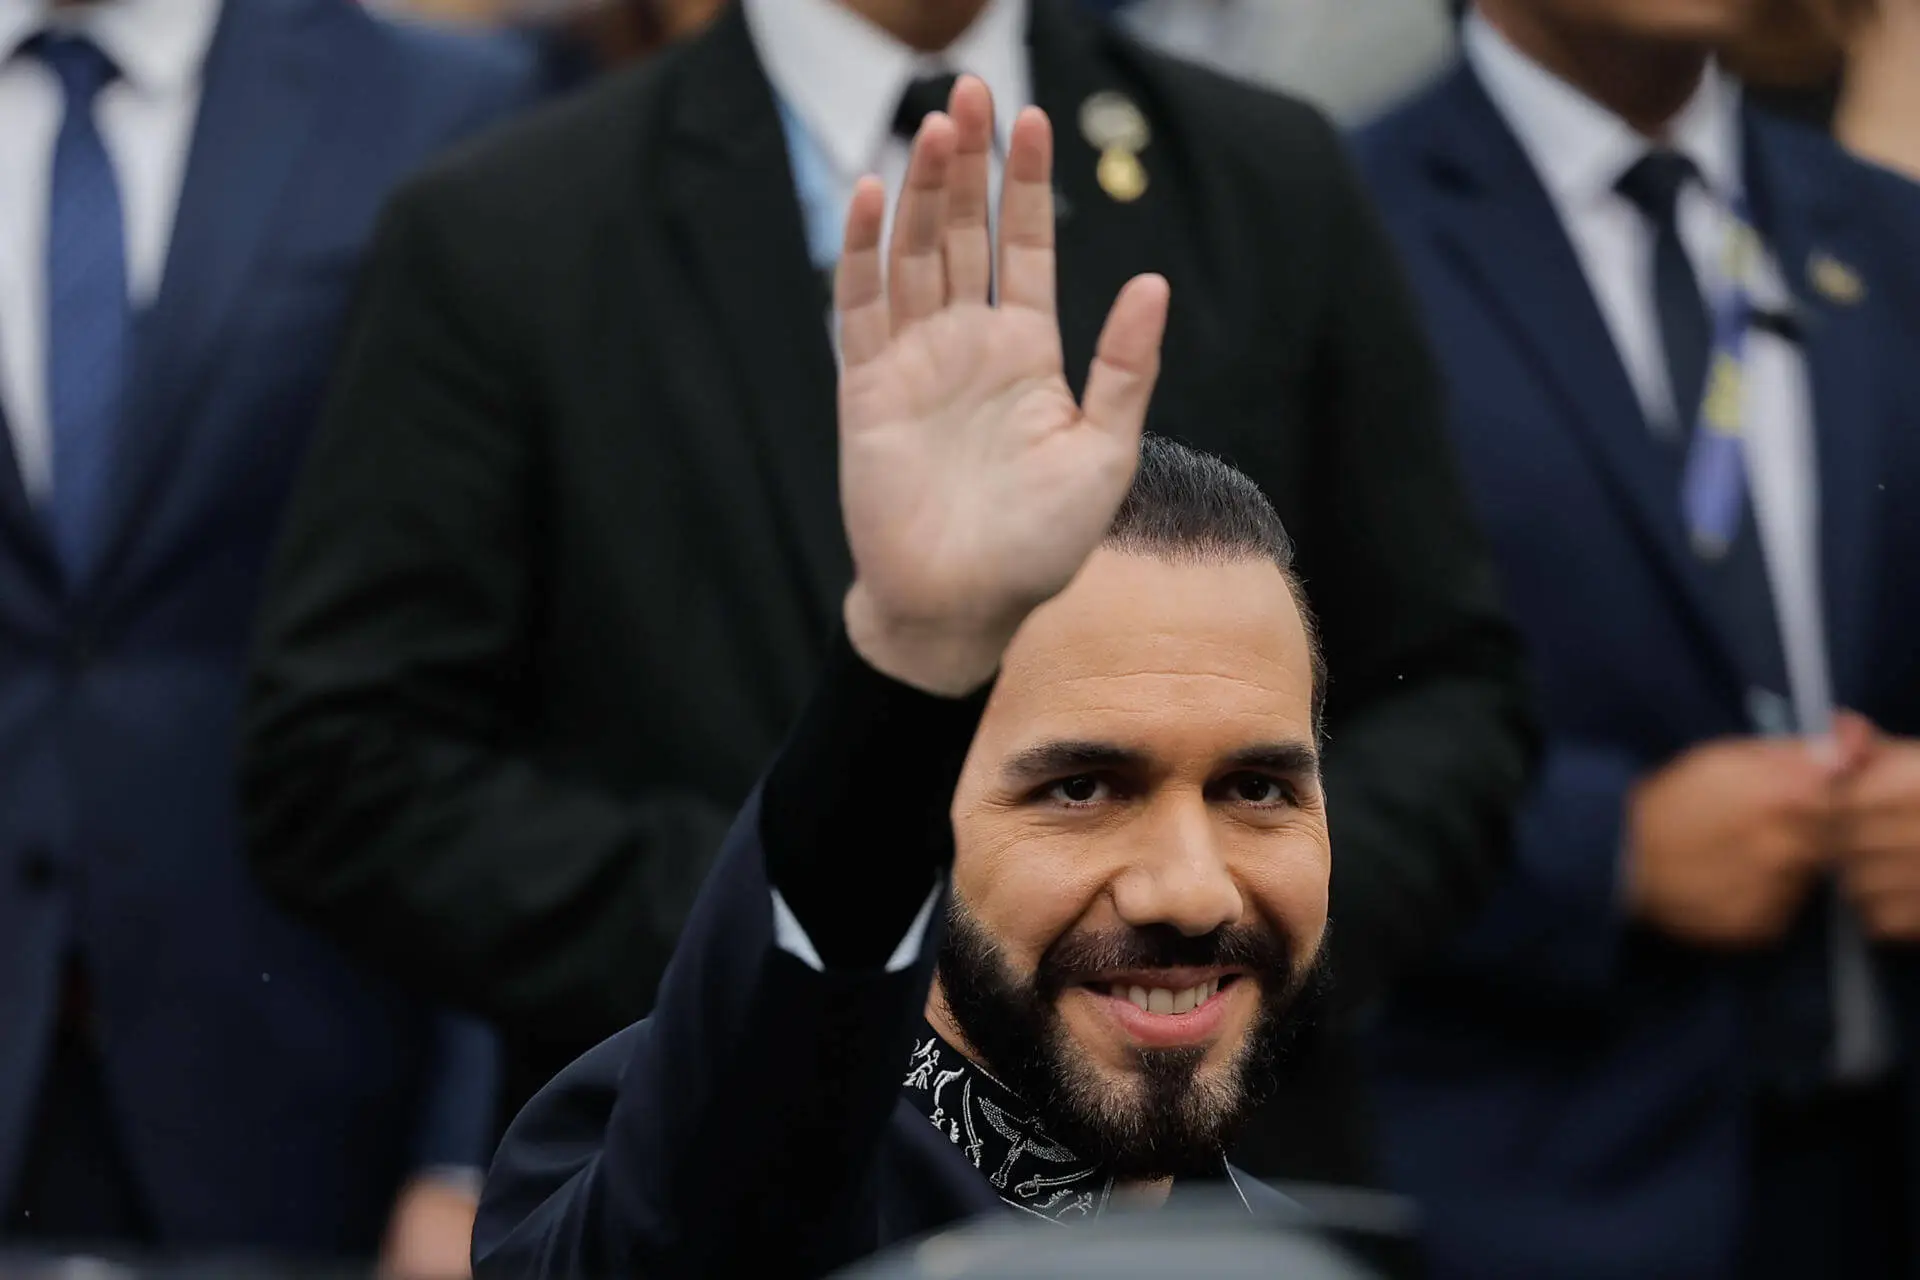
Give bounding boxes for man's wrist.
[843,581,1012,698]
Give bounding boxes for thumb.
[1081,273,1170,442]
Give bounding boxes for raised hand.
[835,75,1170,696]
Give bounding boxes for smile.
[1072,969,1249,1049]
[1105,977,1223,1014]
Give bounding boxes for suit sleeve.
[239,185,734,1050]
[409,1011,504,1175]
[472,635,989,1280]
[1294,117,1539,1004]
[1436,742,1641,996]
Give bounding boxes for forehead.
[976,550,1314,757]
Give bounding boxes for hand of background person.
[379,1173,481,1280]
[1833,710,1920,941]
[1625,736,1843,947]
[834,74,1170,697]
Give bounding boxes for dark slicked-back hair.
[1103,435,1327,739]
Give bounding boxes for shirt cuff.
[409,1164,486,1199]
[771,880,942,974]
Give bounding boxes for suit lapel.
[662,7,848,629]
[1027,0,1167,394]
[1744,113,1882,707]
[88,0,328,595]
[652,1,1173,626]
[1419,67,1746,686]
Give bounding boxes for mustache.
[1034,920,1295,997]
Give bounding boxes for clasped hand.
[833,76,1170,697]
[1628,712,1920,946]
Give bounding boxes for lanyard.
[1680,195,1765,561]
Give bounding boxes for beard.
[934,901,1329,1182]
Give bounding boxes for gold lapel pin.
[1097,147,1147,203]
[1809,252,1865,306]
[1080,91,1150,203]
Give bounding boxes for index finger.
[836,177,891,369]
[996,106,1055,316]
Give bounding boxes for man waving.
[474,77,1332,1278]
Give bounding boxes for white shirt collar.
[743,0,1029,182]
[1464,6,1743,211]
[1,0,225,97]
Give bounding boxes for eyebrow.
[1222,742,1322,778]
[999,739,1320,786]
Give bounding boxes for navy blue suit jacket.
[1350,65,1920,1278]
[472,790,1290,1280]
[0,0,536,1254]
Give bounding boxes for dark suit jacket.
[240,0,1533,1183]
[476,805,1296,1280]
[1353,64,1920,1278]
[0,0,535,1252]
[474,637,1295,1279]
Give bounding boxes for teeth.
[1110,979,1222,1015]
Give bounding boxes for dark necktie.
[1616,151,1711,432]
[34,32,128,581]
[1622,149,1834,1091]
[892,72,960,143]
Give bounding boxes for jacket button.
[19,849,56,890]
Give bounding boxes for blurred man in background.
[0,0,534,1269]
[1083,0,1458,125]
[241,0,1532,1197]
[1355,0,1920,1274]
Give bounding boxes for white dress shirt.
[1467,10,1889,1078]
[742,0,1030,276]
[0,0,223,501]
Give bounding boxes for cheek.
[952,817,1114,968]
[1232,827,1331,941]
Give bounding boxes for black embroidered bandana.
[898,1022,1290,1226]
[901,1025,1131,1222]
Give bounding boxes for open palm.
[835,77,1170,694]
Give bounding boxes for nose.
[1109,796,1245,938]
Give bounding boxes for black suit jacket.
[474,637,1296,1279]
[241,0,1532,1182]
[474,818,1297,1279]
